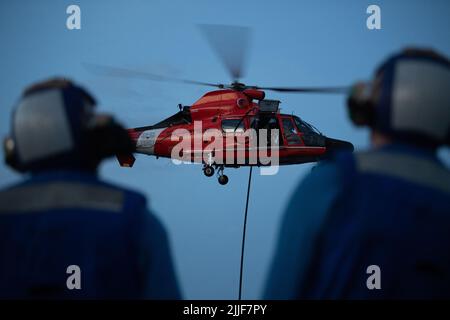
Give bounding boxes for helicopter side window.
[222,119,245,133]
[282,118,302,145]
[250,115,282,146]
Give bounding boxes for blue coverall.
[265,143,450,299]
[0,170,181,299]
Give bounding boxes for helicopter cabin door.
[280,116,303,146]
[220,117,248,164]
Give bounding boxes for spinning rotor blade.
[252,85,350,94]
[84,63,224,89]
[85,24,349,97]
[198,24,251,81]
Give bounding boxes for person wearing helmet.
[265,48,450,299]
[0,78,181,299]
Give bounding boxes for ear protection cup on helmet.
[347,81,377,127]
[83,115,135,167]
[347,48,450,147]
[3,136,23,172]
[4,78,135,172]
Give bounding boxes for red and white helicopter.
[89,25,353,185]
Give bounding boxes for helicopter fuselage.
[116,89,353,182]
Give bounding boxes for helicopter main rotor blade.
[198,24,251,82]
[84,63,224,88]
[252,86,350,94]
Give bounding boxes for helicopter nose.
[325,137,354,154]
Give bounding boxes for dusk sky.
[1,0,449,298]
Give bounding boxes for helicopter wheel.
[218,175,229,185]
[203,165,215,177]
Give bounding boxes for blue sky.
[1,0,449,299]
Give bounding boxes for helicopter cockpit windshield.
[293,116,325,146]
[293,116,320,135]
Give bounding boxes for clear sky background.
[1,0,449,299]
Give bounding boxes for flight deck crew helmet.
[3,78,134,172]
[347,48,450,148]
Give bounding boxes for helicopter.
[88,25,354,185]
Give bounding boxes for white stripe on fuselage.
[136,128,165,155]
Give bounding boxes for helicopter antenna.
[238,166,253,300]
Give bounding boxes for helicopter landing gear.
[203,164,229,185]
[218,175,229,185]
[203,165,215,177]
[217,166,229,185]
